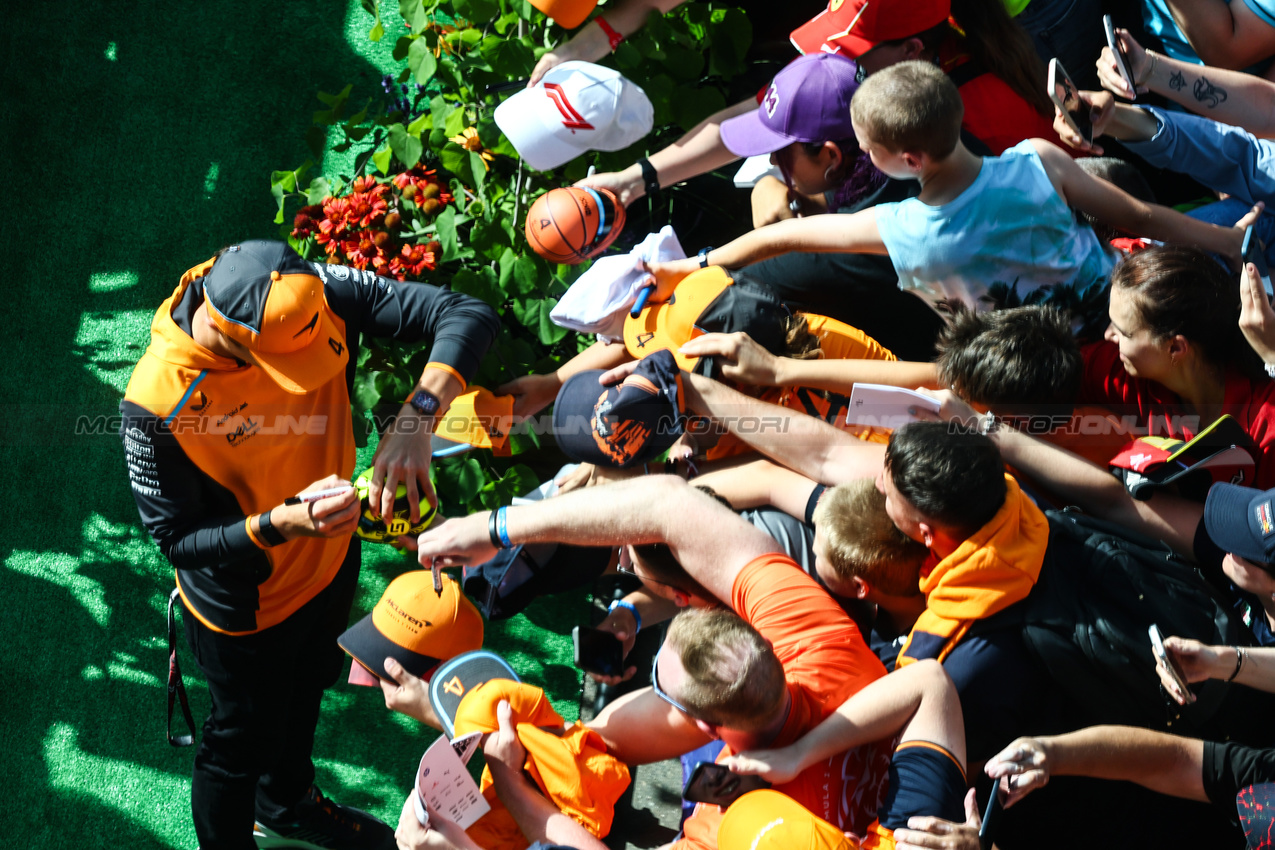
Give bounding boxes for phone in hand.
[1048,58,1092,144]
[1103,15,1137,100]
[1242,224,1274,299]
[1149,624,1195,702]
[682,761,772,808]
[572,625,625,678]
[979,786,1004,850]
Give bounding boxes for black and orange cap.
[338,571,483,688]
[623,267,788,375]
[203,240,349,394]
[552,349,686,469]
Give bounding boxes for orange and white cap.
[202,240,348,394]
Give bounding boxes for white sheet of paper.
[846,383,940,428]
[412,731,490,829]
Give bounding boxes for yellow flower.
[448,127,495,171]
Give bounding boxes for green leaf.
[510,296,568,345]
[612,41,641,70]
[393,36,413,61]
[434,207,460,261]
[469,218,508,259]
[444,107,468,137]
[407,112,432,135]
[469,151,489,193]
[498,248,539,296]
[305,125,326,160]
[452,0,500,25]
[479,35,534,77]
[439,144,476,187]
[499,463,539,496]
[664,45,704,82]
[399,0,429,30]
[387,123,423,168]
[305,176,330,205]
[450,267,503,308]
[708,7,752,78]
[370,20,385,41]
[409,36,438,84]
[371,145,393,175]
[493,10,520,34]
[353,369,382,412]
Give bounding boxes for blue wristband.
[495,505,512,549]
[608,599,641,634]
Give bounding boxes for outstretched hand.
[1052,89,1115,155]
[1240,260,1275,365]
[1097,29,1151,99]
[678,332,781,386]
[894,787,983,850]
[722,746,807,787]
[985,737,1052,808]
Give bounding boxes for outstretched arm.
[645,211,886,294]
[918,389,1204,559]
[1034,137,1258,266]
[414,475,778,604]
[679,331,941,395]
[726,660,964,785]
[986,726,1205,807]
[1100,29,1275,134]
[529,0,688,86]
[1159,0,1275,72]
[679,371,887,485]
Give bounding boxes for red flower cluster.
[291,171,453,281]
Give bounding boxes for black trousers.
[182,542,360,850]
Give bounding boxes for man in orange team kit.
[412,474,892,848]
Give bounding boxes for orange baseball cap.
[718,790,856,850]
[529,0,597,29]
[791,0,951,59]
[623,267,787,374]
[338,571,483,688]
[202,241,348,394]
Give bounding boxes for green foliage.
[271,0,753,513]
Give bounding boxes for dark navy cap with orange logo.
[338,571,484,688]
[552,349,686,469]
[203,240,348,394]
[1205,483,1275,568]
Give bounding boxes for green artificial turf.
[0,3,585,847]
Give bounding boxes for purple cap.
[720,53,861,157]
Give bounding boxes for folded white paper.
[846,384,940,429]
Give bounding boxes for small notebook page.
[846,383,940,428]
[412,731,489,828]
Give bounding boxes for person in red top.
[410,475,892,846]
[1079,245,1275,488]
[790,0,1068,156]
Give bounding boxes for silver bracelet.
[979,411,999,436]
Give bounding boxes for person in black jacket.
[120,241,499,850]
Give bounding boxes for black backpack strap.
[167,588,197,747]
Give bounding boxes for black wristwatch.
[408,389,442,417]
[637,157,660,199]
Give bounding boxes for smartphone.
[979,786,1003,850]
[682,761,772,808]
[1242,224,1274,299]
[1048,58,1092,144]
[1103,16,1137,100]
[572,625,624,678]
[1148,624,1195,702]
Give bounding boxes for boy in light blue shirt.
[648,61,1257,315]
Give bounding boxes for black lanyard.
[167,588,197,747]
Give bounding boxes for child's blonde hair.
[812,478,928,596]
[850,60,963,160]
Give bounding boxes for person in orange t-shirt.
[411,474,891,846]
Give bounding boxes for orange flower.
[448,127,495,171]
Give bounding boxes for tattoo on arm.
[1193,76,1228,108]
[1169,70,1185,92]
